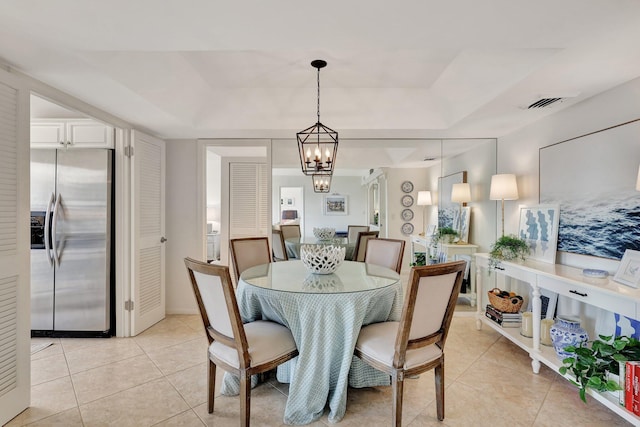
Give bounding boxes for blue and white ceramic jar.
[549,316,589,359]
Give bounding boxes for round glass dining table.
[284,236,356,260]
[221,260,403,425]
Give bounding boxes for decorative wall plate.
[401,194,414,207]
[401,223,414,235]
[401,208,414,221]
[401,180,414,193]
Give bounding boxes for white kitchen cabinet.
[31,119,114,149]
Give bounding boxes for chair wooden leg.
[240,371,250,427]
[392,372,404,427]
[435,360,445,421]
[208,359,216,414]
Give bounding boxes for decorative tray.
[582,269,608,278]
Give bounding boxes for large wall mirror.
[271,138,497,252]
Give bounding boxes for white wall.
[166,139,201,314]
[498,76,640,272]
[379,167,429,272]
[497,76,640,329]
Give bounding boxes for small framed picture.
[323,194,348,215]
[613,249,640,288]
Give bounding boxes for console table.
[410,235,478,305]
[474,253,640,425]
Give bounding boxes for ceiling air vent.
[527,97,563,109]
[522,93,578,110]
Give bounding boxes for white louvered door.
[0,72,30,425]
[131,130,166,335]
[229,163,268,238]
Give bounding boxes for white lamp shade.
[490,174,519,200]
[416,191,432,206]
[636,165,640,191]
[451,183,471,203]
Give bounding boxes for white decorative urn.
[300,244,345,274]
[313,227,336,241]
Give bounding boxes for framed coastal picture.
[539,119,640,260]
[323,194,348,215]
[613,249,640,288]
[438,171,467,230]
[518,204,560,264]
[453,206,471,243]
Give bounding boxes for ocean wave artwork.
[539,118,640,261]
[542,192,640,260]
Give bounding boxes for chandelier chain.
[317,66,321,124]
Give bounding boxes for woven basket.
[487,288,523,313]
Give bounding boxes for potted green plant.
[410,252,426,267]
[433,226,458,245]
[488,234,529,269]
[559,334,640,402]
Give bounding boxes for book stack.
[485,304,522,328]
[624,361,640,414]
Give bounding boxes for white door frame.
[196,139,271,264]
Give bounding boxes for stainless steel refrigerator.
[30,148,113,337]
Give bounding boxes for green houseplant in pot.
[559,334,640,402]
[488,234,529,269]
[428,227,459,263]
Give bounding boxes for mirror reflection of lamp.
[490,174,519,237]
[416,191,432,236]
[636,165,640,191]
[451,183,471,243]
[206,206,220,233]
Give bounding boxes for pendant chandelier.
[312,174,332,193]
[297,60,338,180]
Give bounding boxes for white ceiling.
[4,0,640,145]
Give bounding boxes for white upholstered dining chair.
[279,224,301,240]
[271,229,288,261]
[347,225,370,244]
[229,237,271,284]
[184,258,298,427]
[354,260,466,426]
[352,230,379,262]
[364,237,406,274]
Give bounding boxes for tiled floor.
[6,314,633,427]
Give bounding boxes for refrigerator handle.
[44,192,55,266]
[51,193,62,267]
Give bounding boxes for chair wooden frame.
[347,225,370,244]
[364,237,406,274]
[184,258,298,427]
[352,230,379,262]
[354,260,466,426]
[271,229,288,261]
[279,224,301,240]
[229,237,271,284]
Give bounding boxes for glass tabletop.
[240,260,400,294]
[285,236,350,245]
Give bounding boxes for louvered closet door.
[0,72,30,425]
[131,130,166,335]
[229,163,268,238]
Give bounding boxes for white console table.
[411,235,478,305]
[475,253,640,426]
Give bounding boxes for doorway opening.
[279,187,304,234]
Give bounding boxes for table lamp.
[451,183,471,243]
[490,174,519,236]
[416,190,432,236]
[636,164,640,191]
